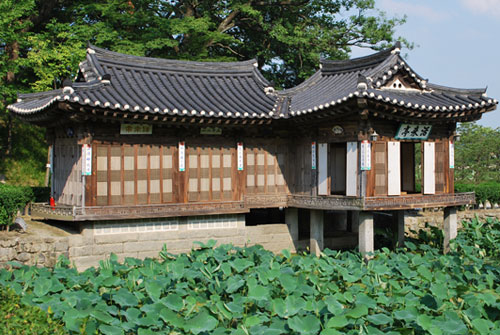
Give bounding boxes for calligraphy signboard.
[360,140,371,171]
[120,123,153,135]
[179,142,185,172]
[82,144,92,176]
[395,124,432,140]
[311,142,317,170]
[237,142,244,171]
[449,141,454,169]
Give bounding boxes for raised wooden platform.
[31,192,475,221]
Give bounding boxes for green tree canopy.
[0,0,408,184]
[455,123,500,184]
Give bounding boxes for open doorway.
[400,142,422,194]
[330,143,346,195]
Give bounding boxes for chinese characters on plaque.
[360,140,371,171]
[178,142,185,172]
[395,124,432,140]
[449,141,454,169]
[237,142,244,171]
[311,142,317,170]
[81,144,92,176]
[120,123,153,135]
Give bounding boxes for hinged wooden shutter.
[346,142,358,196]
[387,141,401,196]
[423,142,435,194]
[435,141,445,193]
[374,142,387,196]
[318,143,328,195]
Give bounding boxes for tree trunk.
[5,114,12,157]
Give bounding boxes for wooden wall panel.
[53,138,83,206]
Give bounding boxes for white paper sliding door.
[387,141,401,196]
[318,143,328,195]
[346,142,358,196]
[423,142,435,194]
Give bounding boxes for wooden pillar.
[285,208,299,242]
[358,211,374,258]
[393,210,405,248]
[443,207,457,254]
[310,209,324,256]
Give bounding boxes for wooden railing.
[31,192,475,221]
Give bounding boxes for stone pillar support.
[394,210,405,248]
[358,211,374,259]
[310,209,324,257]
[443,207,457,254]
[285,208,299,242]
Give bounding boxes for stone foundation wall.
[2,210,499,271]
[405,209,500,234]
[69,215,297,271]
[0,236,68,268]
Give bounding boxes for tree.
[455,123,500,184]
[0,0,408,184]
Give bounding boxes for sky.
[350,0,500,128]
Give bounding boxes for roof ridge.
[87,44,260,73]
[426,83,486,96]
[320,45,397,73]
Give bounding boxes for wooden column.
[393,210,405,248]
[310,209,324,256]
[285,208,299,242]
[358,211,374,259]
[443,207,457,254]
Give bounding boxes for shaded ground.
[0,216,78,240]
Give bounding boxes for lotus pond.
[1,217,500,335]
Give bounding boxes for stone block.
[69,245,93,258]
[68,235,92,247]
[94,233,138,245]
[92,243,124,256]
[124,241,165,253]
[16,252,31,262]
[54,240,69,252]
[137,231,179,242]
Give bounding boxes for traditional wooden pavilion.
[9,43,497,256]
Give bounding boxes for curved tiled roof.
[281,44,497,117]
[8,43,497,122]
[11,45,280,119]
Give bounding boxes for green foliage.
[0,285,66,335]
[2,219,500,334]
[0,183,33,228]
[31,186,50,203]
[455,123,500,184]
[455,182,500,205]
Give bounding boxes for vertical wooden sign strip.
[346,142,358,196]
[311,142,317,170]
[449,140,454,169]
[237,142,244,171]
[179,141,185,172]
